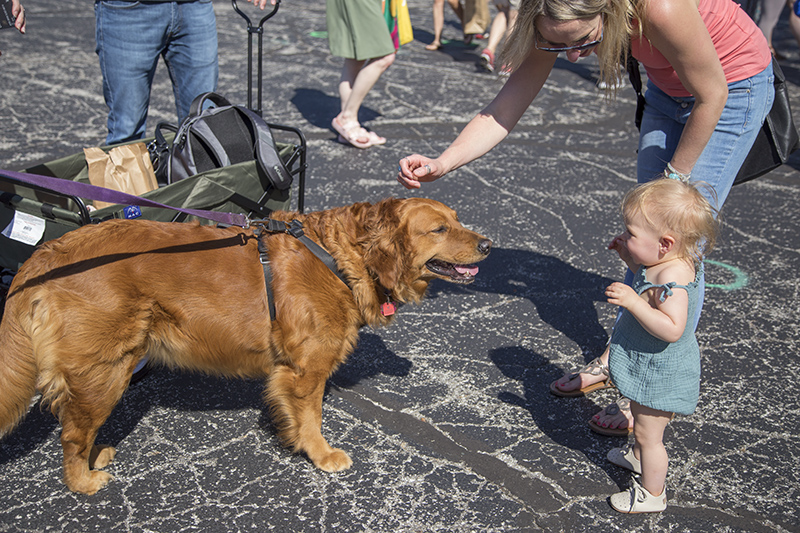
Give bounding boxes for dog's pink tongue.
[455,265,479,276]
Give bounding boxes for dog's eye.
[431,225,448,234]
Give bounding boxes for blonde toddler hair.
[622,178,720,263]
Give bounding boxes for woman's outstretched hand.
[397,155,443,189]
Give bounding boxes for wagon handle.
[231,0,282,115]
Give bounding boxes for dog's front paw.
[314,448,353,472]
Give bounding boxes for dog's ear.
[363,199,407,290]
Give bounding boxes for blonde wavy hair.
[500,0,647,95]
[621,179,720,263]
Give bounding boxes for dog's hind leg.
[89,444,117,470]
[57,365,133,494]
[266,365,353,472]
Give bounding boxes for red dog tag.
[381,302,396,316]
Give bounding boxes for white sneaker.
[607,445,642,474]
[609,477,667,513]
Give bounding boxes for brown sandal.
[588,397,633,437]
[549,357,615,397]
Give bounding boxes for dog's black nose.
[477,239,492,256]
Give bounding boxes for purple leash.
[0,169,250,228]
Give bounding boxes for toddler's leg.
[630,401,673,496]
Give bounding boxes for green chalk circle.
[705,260,748,290]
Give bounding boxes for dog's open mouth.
[425,259,479,284]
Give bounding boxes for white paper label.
[2,211,46,246]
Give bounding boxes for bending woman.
[397,0,773,434]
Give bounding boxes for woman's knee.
[375,53,396,70]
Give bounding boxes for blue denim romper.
[608,265,702,416]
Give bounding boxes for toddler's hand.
[608,235,632,263]
[608,234,625,252]
[605,282,637,309]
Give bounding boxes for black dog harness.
[251,219,349,321]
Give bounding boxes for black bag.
[150,92,293,190]
[733,59,800,185]
[732,0,759,19]
[626,56,799,185]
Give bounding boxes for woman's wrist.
[664,162,691,182]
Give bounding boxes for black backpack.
[150,92,292,191]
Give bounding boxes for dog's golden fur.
[0,197,490,494]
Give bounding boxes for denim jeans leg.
[164,0,218,122]
[635,66,774,330]
[637,66,774,208]
[95,1,170,145]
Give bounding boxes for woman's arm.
[398,49,557,188]
[642,0,729,176]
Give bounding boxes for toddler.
[604,177,718,513]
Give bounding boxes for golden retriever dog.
[0,197,491,494]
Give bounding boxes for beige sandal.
[589,397,633,437]
[332,117,371,149]
[549,357,615,397]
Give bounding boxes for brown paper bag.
[463,0,490,35]
[84,143,158,209]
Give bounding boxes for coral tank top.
[631,0,771,97]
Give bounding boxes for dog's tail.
[0,305,39,439]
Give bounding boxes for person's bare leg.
[447,0,464,27]
[341,54,394,122]
[630,402,671,497]
[426,0,446,50]
[334,59,370,145]
[758,0,785,56]
[483,6,507,56]
[334,54,395,145]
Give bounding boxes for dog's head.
[364,198,491,303]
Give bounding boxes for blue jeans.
[627,64,775,329]
[95,0,219,145]
[637,65,775,210]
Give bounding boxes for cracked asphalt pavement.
[1,1,799,531]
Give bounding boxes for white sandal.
[609,477,667,513]
[607,444,642,474]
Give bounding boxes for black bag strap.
[180,114,233,168]
[254,219,350,320]
[626,54,646,131]
[238,106,293,191]
[153,122,177,151]
[188,92,233,117]
[150,122,178,185]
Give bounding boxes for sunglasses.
[534,16,604,53]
